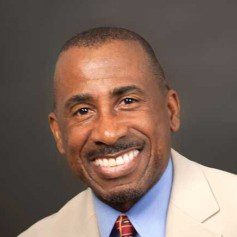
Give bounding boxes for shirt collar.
[92,158,173,237]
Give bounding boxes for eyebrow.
[64,93,93,110]
[111,85,144,97]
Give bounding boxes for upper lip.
[90,147,141,161]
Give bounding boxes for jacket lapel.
[166,149,221,237]
[63,188,100,237]
[76,189,100,237]
[166,203,222,237]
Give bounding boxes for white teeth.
[93,149,139,167]
[133,150,139,157]
[98,159,103,166]
[128,151,134,160]
[123,154,130,163]
[103,159,109,167]
[116,156,124,165]
[95,159,100,166]
[109,159,116,167]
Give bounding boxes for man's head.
[49,27,180,211]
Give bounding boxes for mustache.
[85,139,145,161]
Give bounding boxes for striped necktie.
[115,214,136,237]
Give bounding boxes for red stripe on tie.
[115,214,136,237]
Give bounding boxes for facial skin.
[49,40,180,211]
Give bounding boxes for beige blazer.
[19,149,237,237]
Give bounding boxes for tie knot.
[115,214,136,237]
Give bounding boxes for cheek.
[63,121,89,150]
[132,107,169,136]
[135,107,170,153]
[61,123,90,170]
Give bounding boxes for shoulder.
[171,148,237,213]
[200,163,237,207]
[170,149,237,235]
[18,188,93,237]
[171,148,237,185]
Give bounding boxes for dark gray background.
[1,0,236,236]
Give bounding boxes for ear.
[48,112,65,155]
[166,89,180,132]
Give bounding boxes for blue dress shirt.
[92,158,173,237]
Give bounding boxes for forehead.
[54,40,156,104]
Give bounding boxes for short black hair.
[59,27,169,90]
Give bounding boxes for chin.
[103,187,143,204]
[91,186,144,212]
[92,179,152,210]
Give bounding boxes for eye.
[71,106,95,122]
[73,107,90,116]
[122,97,138,105]
[118,97,140,110]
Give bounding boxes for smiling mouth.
[93,149,139,167]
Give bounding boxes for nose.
[90,113,128,145]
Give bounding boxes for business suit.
[19,149,237,237]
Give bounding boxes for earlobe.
[48,112,65,155]
[170,114,180,132]
[167,89,181,132]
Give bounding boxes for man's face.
[50,40,180,209]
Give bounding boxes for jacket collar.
[76,189,100,236]
[166,149,221,237]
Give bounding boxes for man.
[19,27,237,237]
